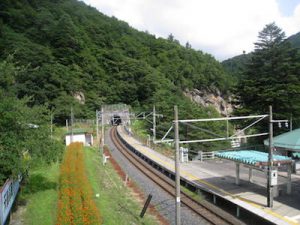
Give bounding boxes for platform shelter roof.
[215,150,292,166]
[264,128,300,151]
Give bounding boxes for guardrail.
[0,177,21,225]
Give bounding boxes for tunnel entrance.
[111,115,122,126]
[99,104,130,126]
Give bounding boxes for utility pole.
[70,106,74,143]
[267,105,273,208]
[50,112,53,139]
[174,106,181,225]
[101,106,104,154]
[290,114,293,131]
[66,119,69,131]
[153,105,156,143]
[96,110,99,145]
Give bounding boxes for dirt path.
[9,205,26,225]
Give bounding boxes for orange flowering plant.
[56,143,101,225]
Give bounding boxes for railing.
[0,177,21,225]
[197,151,215,161]
[189,150,216,161]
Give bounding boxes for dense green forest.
[0,57,64,184]
[288,32,300,49]
[0,0,236,181]
[2,0,299,183]
[222,31,300,82]
[0,0,233,122]
[232,23,300,131]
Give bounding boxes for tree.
[0,59,64,184]
[167,33,175,42]
[235,23,300,121]
[50,14,83,65]
[185,42,192,49]
[0,0,235,138]
[0,54,18,93]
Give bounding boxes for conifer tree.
[235,23,300,120]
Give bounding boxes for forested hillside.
[0,0,236,172]
[0,0,233,123]
[232,23,300,131]
[288,32,300,49]
[221,53,252,83]
[222,31,300,80]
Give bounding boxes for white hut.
[65,129,93,146]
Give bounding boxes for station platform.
[117,126,300,225]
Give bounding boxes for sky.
[82,0,300,61]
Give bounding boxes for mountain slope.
[0,0,233,150]
[222,31,300,79]
[0,0,233,116]
[287,31,300,49]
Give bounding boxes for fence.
[0,177,21,225]
[194,151,215,161]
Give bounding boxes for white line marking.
[284,216,299,223]
[291,214,300,220]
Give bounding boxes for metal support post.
[226,116,229,138]
[70,107,74,143]
[66,119,69,131]
[287,163,292,194]
[249,168,253,183]
[96,110,99,145]
[235,163,240,185]
[101,106,104,155]
[213,195,216,204]
[199,151,203,162]
[140,194,153,218]
[174,106,181,225]
[236,206,240,218]
[50,113,53,139]
[147,135,151,147]
[267,105,274,208]
[153,105,156,143]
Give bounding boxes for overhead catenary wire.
[181,122,224,138]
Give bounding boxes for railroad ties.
[110,127,244,225]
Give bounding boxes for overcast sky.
[82,0,300,61]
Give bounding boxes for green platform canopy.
[264,128,300,151]
[215,150,291,166]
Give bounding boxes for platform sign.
[180,147,189,163]
[0,178,21,225]
[270,170,278,186]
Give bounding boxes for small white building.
[65,129,93,146]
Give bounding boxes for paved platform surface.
[117,126,300,225]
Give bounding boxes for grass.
[18,127,159,225]
[21,161,59,225]
[181,185,203,203]
[131,120,149,139]
[84,146,159,225]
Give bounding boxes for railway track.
[110,126,245,225]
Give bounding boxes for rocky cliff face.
[73,91,85,104]
[184,88,233,116]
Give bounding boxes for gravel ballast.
[105,128,211,225]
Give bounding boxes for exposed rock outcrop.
[184,88,233,116]
[73,91,85,104]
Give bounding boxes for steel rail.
[110,127,245,225]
